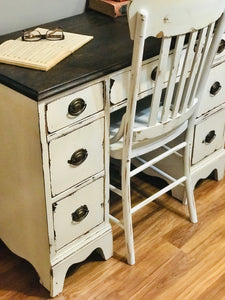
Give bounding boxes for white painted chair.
[110,0,225,265]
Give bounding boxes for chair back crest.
[128,0,225,39]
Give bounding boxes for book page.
[0,29,93,71]
[0,40,71,71]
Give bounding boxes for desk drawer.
[46,82,104,133]
[192,108,225,164]
[110,58,159,105]
[197,62,225,116]
[53,177,104,250]
[110,50,186,104]
[110,70,130,104]
[49,118,104,196]
[110,58,160,104]
[213,34,225,66]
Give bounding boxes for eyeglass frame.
[21,27,65,42]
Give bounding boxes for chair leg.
[122,161,135,265]
[184,142,198,223]
[185,176,198,223]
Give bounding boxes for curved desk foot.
[40,228,113,297]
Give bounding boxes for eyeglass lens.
[22,28,64,41]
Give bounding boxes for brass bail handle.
[68,148,88,166]
[210,81,221,96]
[68,98,87,116]
[203,130,216,144]
[72,205,89,223]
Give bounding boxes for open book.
[0,28,93,71]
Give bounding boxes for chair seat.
[110,104,188,159]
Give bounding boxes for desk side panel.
[0,84,51,288]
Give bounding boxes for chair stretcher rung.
[149,165,185,187]
[130,142,187,177]
[110,184,122,197]
[135,156,184,186]
[109,215,124,229]
[131,175,186,214]
[161,144,183,158]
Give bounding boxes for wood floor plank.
[197,272,225,300]
[0,175,225,299]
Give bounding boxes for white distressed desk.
[0,11,224,297]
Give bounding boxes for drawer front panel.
[139,50,186,96]
[53,178,104,250]
[110,50,186,104]
[138,59,161,96]
[46,82,104,133]
[197,62,225,116]
[192,109,225,164]
[49,118,104,196]
[110,58,159,105]
[110,70,130,104]
[213,33,225,66]
[110,58,160,104]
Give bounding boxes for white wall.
[0,0,86,35]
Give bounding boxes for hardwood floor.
[1,172,225,299]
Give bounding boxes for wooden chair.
[109,0,225,265]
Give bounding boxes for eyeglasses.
[22,27,64,42]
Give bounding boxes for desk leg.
[41,228,113,297]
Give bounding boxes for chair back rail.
[128,0,225,38]
[119,1,225,145]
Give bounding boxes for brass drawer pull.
[151,66,158,81]
[72,205,89,223]
[210,81,221,96]
[217,39,225,54]
[203,130,216,144]
[68,98,87,116]
[67,148,88,166]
